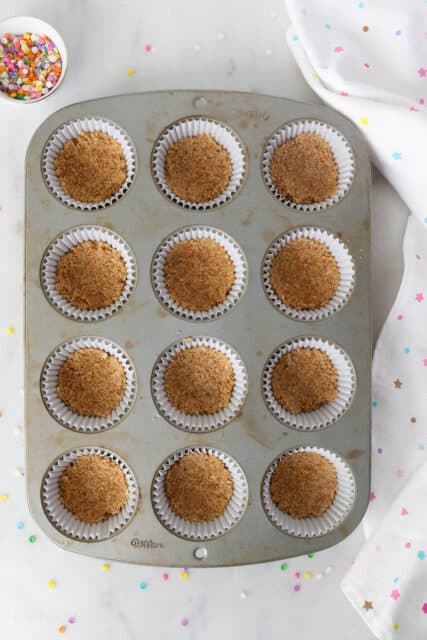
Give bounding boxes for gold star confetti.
[7,326,14,335]
[0,494,8,502]
[359,117,369,126]
[180,570,189,580]
[47,579,56,589]
[363,600,373,611]
[393,623,399,630]
[102,563,110,571]
[127,68,136,76]
[394,379,402,389]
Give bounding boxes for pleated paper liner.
[151,446,248,541]
[151,336,248,432]
[151,225,248,321]
[151,116,246,210]
[42,117,137,210]
[262,446,355,538]
[40,336,137,433]
[262,336,356,430]
[262,119,355,212]
[42,447,139,542]
[41,225,137,322]
[262,226,355,321]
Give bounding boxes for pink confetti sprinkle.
[395,30,402,36]
[334,46,344,53]
[405,541,411,549]
[145,44,152,53]
[161,573,169,581]
[370,491,376,501]
[410,106,419,111]
[422,603,427,614]
[418,67,427,78]
[397,314,403,320]
[68,618,75,624]
[390,589,400,601]
[364,63,370,68]
[181,618,189,627]
[416,292,424,302]
[420,98,425,104]
[294,585,301,592]
[294,572,300,579]
[340,91,349,96]
[401,507,409,516]
[423,359,427,367]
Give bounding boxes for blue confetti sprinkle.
[423,217,427,224]
[372,401,378,408]
[139,582,148,590]
[393,577,399,583]
[404,347,410,354]
[392,152,402,160]
[418,550,426,560]
[358,1,365,7]
[325,23,331,29]
[292,35,299,42]
[16,521,24,530]
[418,443,425,450]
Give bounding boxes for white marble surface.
[0,1,407,638]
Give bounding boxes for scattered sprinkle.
[390,589,400,601]
[240,590,248,599]
[58,625,66,634]
[307,553,314,558]
[294,572,300,579]
[393,623,399,630]
[102,563,110,572]
[16,521,24,529]
[0,494,8,502]
[180,618,189,627]
[304,572,313,579]
[127,68,136,76]
[416,292,424,302]
[372,401,378,408]
[418,67,427,78]
[294,584,301,592]
[397,314,403,320]
[334,46,344,53]
[363,600,373,610]
[362,26,369,32]
[6,327,14,335]
[28,535,36,543]
[377,448,383,454]
[161,572,169,581]
[68,618,75,624]
[359,117,369,125]
[280,563,288,571]
[405,541,411,548]
[392,152,402,160]
[180,570,189,580]
[48,580,56,589]
[144,44,152,53]
[422,603,427,614]
[139,582,148,590]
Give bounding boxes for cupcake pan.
[25,91,371,567]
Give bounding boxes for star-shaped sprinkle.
[370,491,376,501]
[394,379,402,389]
[418,67,427,78]
[416,292,424,302]
[391,589,400,600]
[401,507,409,516]
[392,152,402,160]
[397,314,403,320]
[334,46,344,53]
[363,601,373,610]
[405,541,411,548]
[144,44,152,53]
[422,603,427,614]
[127,68,136,76]
[359,117,369,125]
[394,624,399,630]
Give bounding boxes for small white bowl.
[0,15,67,103]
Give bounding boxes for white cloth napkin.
[285,1,427,637]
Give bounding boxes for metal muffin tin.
[25,91,371,567]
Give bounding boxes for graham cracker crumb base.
[165,452,233,522]
[55,240,126,311]
[59,454,128,524]
[54,131,127,203]
[56,348,126,417]
[270,451,337,518]
[165,134,232,203]
[270,132,338,204]
[164,238,235,311]
[164,346,234,415]
[271,347,338,414]
[269,238,340,310]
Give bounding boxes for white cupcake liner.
[42,117,137,210]
[151,336,248,432]
[262,119,355,211]
[262,226,355,321]
[40,337,137,433]
[262,336,356,430]
[151,225,248,321]
[41,225,137,322]
[262,446,355,537]
[42,447,139,541]
[152,446,248,540]
[151,117,246,210]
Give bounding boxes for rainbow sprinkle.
[0,32,62,100]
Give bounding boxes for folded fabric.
[285,1,427,637]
